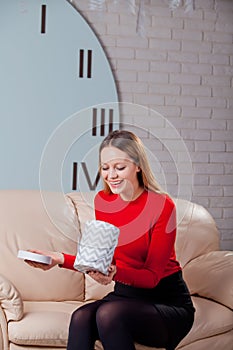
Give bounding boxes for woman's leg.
[96,299,170,350]
[67,297,194,350]
[67,300,104,350]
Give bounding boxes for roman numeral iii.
[92,108,114,136]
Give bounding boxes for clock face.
[0,0,119,192]
[39,102,120,194]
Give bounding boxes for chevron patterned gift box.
[74,220,120,275]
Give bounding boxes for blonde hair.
[99,130,164,194]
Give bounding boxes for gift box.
[74,220,120,275]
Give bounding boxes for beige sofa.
[0,190,232,350]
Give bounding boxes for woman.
[27,130,195,350]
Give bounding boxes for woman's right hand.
[87,264,117,285]
[24,250,64,271]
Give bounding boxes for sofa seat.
[178,297,233,348]
[8,300,99,348]
[8,296,233,350]
[8,301,79,347]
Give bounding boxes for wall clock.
[0,0,119,193]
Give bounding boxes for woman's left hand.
[87,264,116,285]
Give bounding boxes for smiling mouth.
[109,180,123,187]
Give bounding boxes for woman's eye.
[116,166,125,171]
[101,165,125,171]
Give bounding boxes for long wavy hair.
[98,130,164,194]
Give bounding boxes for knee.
[96,303,110,325]
[70,306,90,327]
[96,303,120,331]
[70,308,83,325]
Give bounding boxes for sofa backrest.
[0,190,220,302]
[173,197,220,266]
[0,190,84,301]
[68,192,220,268]
[67,191,220,301]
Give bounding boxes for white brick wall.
[71,0,233,250]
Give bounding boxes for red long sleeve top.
[62,190,181,289]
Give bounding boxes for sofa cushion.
[10,346,66,350]
[9,332,233,350]
[8,296,233,348]
[183,251,233,309]
[8,301,86,347]
[0,191,85,302]
[178,296,233,348]
[174,199,219,267]
[9,310,69,347]
[66,192,95,231]
[84,274,114,301]
[177,330,233,350]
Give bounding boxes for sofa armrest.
[183,250,233,309]
[0,273,24,321]
[0,306,9,350]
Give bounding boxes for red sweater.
[62,190,181,289]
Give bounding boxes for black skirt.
[103,270,195,350]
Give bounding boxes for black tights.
[67,298,192,350]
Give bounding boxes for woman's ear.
[136,166,141,173]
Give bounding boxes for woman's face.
[100,146,141,200]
